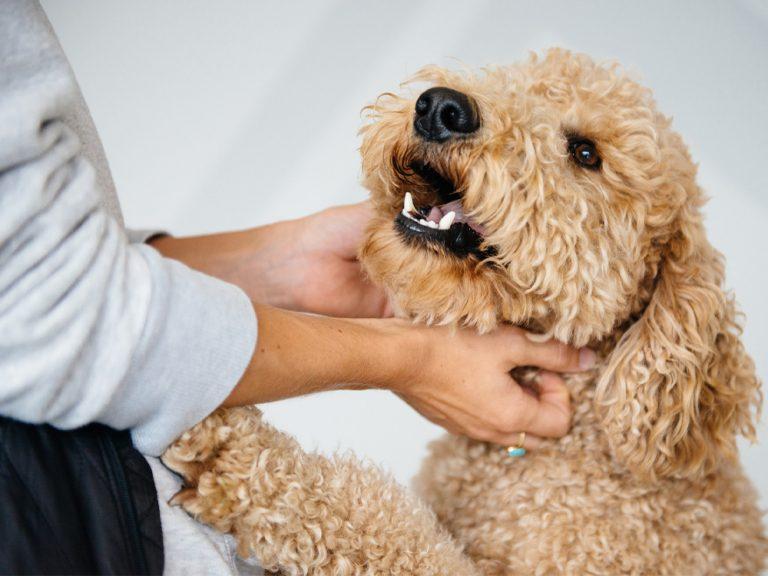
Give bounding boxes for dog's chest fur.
[414,372,766,575]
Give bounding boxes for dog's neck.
[522,332,621,444]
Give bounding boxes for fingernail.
[579,348,597,370]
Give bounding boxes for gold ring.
[505,432,527,457]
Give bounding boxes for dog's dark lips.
[394,162,495,259]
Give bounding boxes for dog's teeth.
[403,192,415,214]
[438,211,456,230]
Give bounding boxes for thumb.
[513,370,572,438]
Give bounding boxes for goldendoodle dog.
[163,49,766,575]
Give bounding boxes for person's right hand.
[391,324,596,449]
[221,304,593,451]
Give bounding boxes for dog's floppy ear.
[596,202,761,481]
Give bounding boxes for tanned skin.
[150,202,595,449]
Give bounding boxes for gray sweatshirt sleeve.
[0,1,257,456]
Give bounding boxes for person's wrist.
[355,318,431,394]
[149,228,258,283]
[218,220,303,307]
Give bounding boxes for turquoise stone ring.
[506,432,527,457]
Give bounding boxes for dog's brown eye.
[568,137,601,170]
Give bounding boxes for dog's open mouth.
[394,163,493,259]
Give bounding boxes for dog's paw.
[168,486,198,508]
[162,406,264,483]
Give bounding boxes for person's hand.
[153,210,592,447]
[150,202,391,317]
[223,305,591,448]
[278,203,391,317]
[391,323,596,448]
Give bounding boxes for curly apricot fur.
[164,49,765,575]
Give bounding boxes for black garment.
[0,417,164,575]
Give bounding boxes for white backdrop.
[42,0,767,505]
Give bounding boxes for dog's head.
[359,49,760,480]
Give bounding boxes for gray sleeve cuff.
[127,228,166,245]
[102,244,257,456]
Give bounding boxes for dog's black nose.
[414,87,480,142]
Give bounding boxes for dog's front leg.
[162,406,480,576]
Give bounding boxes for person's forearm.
[149,223,301,308]
[149,217,587,446]
[149,204,392,319]
[223,305,422,406]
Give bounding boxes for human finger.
[503,329,595,373]
[510,371,572,438]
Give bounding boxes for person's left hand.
[287,202,392,317]
[151,202,392,318]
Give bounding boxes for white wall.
[42,0,767,504]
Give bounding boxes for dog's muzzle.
[393,163,494,259]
